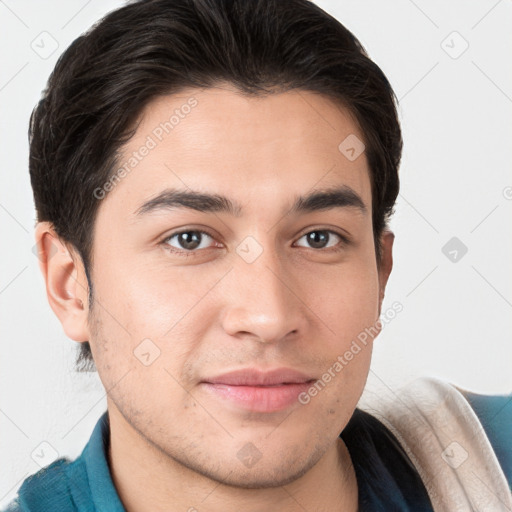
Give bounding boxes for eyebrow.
[133,185,367,218]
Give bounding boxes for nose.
[220,239,308,344]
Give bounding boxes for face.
[82,85,391,487]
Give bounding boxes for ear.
[377,230,394,316]
[34,222,90,342]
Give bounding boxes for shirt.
[3,386,511,511]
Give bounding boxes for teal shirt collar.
[82,411,126,511]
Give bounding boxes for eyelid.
[294,226,351,244]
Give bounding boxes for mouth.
[200,367,317,413]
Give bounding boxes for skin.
[36,84,394,512]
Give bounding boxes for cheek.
[87,275,197,418]
[305,258,380,341]
[299,248,379,402]
[88,257,219,381]
[91,254,202,335]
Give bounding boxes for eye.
[163,230,217,255]
[294,230,347,251]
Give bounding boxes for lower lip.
[200,382,313,413]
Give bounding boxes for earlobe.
[377,230,394,313]
[34,222,90,342]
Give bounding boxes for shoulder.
[355,377,512,508]
[1,454,89,512]
[1,412,117,512]
[457,386,512,488]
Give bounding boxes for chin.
[211,462,315,490]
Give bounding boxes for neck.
[107,407,358,512]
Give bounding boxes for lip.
[202,367,316,386]
[200,368,317,413]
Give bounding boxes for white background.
[1,0,511,506]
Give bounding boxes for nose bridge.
[220,234,304,342]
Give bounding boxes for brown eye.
[295,230,346,250]
[163,230,215,253]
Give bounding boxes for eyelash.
[161,228,350,257]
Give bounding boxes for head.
[32,0,400,489]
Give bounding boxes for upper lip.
[202,368,316,386]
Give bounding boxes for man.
[4,0,511,510]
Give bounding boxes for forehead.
[98,85,372,219]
